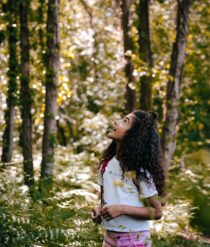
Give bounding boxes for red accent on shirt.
[101,159,111,175]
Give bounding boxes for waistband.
[106,229,150,235]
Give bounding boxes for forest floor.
[1,146,210,246]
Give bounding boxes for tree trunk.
[119,0,136,113]
[161,0,193,178]
[40,0,60,193]
[136,0,153,111]
[19,0,34,188]
[1,0,18,163]
[38,0,46,59]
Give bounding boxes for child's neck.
[116,142,120,160]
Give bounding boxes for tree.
[19,0,34,188]
[1,0,18,162]
[40,0,60,193]
[136,0,153,111]
[161,0,194,179]
[119,0,136,113]
[38,0,45,54]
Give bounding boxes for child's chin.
[107,132,115,139]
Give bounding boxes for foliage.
[0,150,103,246]
[1,0,209,151]
[164,148,210,236]
[176,0,210,154]
[0,148,210,246]
[0,0,210,245]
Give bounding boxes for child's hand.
[159,195,167,207]
[100,205,121,221]
[91,206,102,224]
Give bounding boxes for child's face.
[108,113,135,141]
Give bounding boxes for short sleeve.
[139,170,158,198]
[97,167,103,186]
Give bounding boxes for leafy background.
[0,0,210,246]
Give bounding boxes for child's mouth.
[107,127,116,134]
[112,127,116,132]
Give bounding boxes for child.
[91,110,166,247]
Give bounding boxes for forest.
[0,0,210,246]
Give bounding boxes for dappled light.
[0,0,210,246]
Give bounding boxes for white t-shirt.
[98,156,158,232]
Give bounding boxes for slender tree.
[19,0,34,188]
[38,0,46,59]
[161,0,194,178]
[136,0,153,111]
[1,0,18,163]
[40,0,60,193]
[119,0,136,113]
[79,0,100,113]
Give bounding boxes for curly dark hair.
[98,110,165,196]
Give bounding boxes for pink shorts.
[102,229,152,247]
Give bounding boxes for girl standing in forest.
[91,110,166,247]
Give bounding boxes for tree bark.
[161,0,193,178]
[40,0,60,193]
[19,0,34,188]
[38,0,46,59]
[1,0,18,163]
[136,0,153,111]
[119,0,136,113]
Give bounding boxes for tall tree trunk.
[119,0,136,113]
[1,0,18,162]
[38,0,46,59]
[40,0,60,194]
[136,0,153,111]
[19,0,34,188]
[80,0,100,113]
[161,0,193,179]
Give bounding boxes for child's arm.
[100,194,162,221]
[120,195,162,220]
[90,186,103,224]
